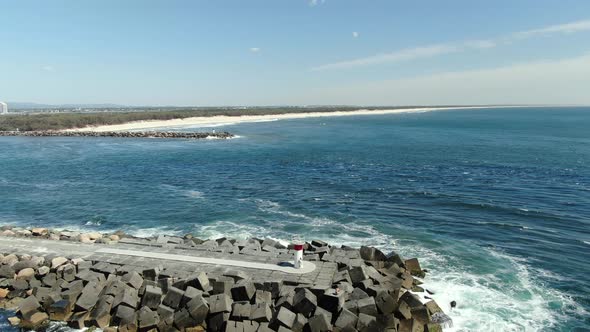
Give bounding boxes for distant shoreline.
[71,105,523,132]
[0,130,233,139]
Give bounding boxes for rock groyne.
[0,226,452,331]
[0,131,234,139]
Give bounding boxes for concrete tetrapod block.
[263,281,281,299]
[209,293,232,314]
[356,313,377,331]
[349,287,369,301]
[411,306,431,325]
[121,271,144,289]
[276,306,297,328]
[425,300,443,315]
[230,302,251,320]
[162,286,184,309]
[231,279,256,302]
[356,296,377,317]
[318,289,346,315]
[142,285,163,310]
[157,304,175,320]
[208,312,230,332]
[181,286,204,307]
[174,308,195,329]
[243,320,260,332]
[375,290,397,314]
[397,301,412,320]
[89,294,114,328]
[255,290,272,304]
[292,288,317,318]
[212,277,234,295]
[226,320,246,332]
[335,307,359,329]
[104,280,126,297]
[400,291,423,309]
[114,304,137,325]
[308,311,332,332]
[67,311,90,330]
[404,258,425,278]
[138,306,160,331]
[186,294,209,323]
[314,307,333,325]
[250,302,272,322]
[142,266,161,281]
[292,313,308,332]
[375,313,399,331]
[48,299,74,321]
[186,272,209,291]
[348,266,368,284]
[76,282,105,312]
[113,285,140,309]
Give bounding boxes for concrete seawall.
[0,226,451,331]
[0,131,234,139]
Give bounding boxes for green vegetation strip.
[0,106,468,131]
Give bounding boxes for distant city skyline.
[1,1,590,106]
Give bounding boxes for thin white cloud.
[514,19,590,39]
[301,53,590,105]
[313,18,590,71]
[249,47,260,53]
[312,44,459,71]
[464,39,497,49]
[352,31,359,38]
[42,65,55,72]
[309,0,325,6]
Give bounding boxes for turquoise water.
[1,107,589,331]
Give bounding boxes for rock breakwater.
[0,131,234,139]
[0,226,452,331]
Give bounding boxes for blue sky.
[1,0,590,106]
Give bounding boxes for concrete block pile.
[0,226,451,331]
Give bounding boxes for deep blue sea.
[1,107,589,331]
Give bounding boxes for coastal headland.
[0,105,526,132]
[0,226,451,331]
[71,106,510,132]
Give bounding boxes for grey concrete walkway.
[96,247,316,274]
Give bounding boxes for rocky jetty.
[0,226,452,331]
[0,131,234,139]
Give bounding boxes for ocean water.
[0,107,589,331]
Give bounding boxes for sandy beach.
[71,106,504,132]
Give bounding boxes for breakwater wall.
[0,131,234,139]
[0,226,451,331]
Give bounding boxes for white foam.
[85,220,102,226]
[187,201,579,331]
[194,220,282,240]
[127,226,184,238]
[185,190,204,199]
[415,248,582,332]
[254,199,340,226]
[160,184,205,199]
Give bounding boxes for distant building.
[0,102,7,114]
